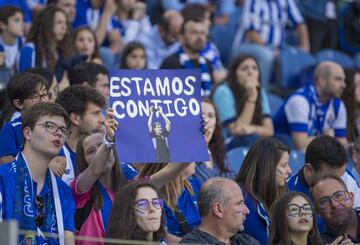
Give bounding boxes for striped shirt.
[234,0,304,49]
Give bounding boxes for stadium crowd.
[0,0,360,244]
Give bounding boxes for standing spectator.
[0,5,24,73]
[269,192,323,245]
[235,138,292,245]
[137,10,183,69]
[311,173,360,244]
[119,41,147,69]
[160,18,214,96]
[232,0,309,89]
[338,0,360,55]
[213,55,273,149]
[297,0,339,53]
[18,6,71,83]
[0,102,75,245]
[72,26,102,64]
[180,177,259,245]
[273,61,347,151]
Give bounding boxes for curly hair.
[202,98,231,174]
[26,6,71,72]
[226,55,263,125]
[107,181,166,242]
[341,68,360,142]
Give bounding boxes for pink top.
[71,179,114,245]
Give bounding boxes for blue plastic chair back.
[288,150,305,173]
[279,47,317,89]
[268,93,284,117]
[227,146,249,174]
[316,49,354,68]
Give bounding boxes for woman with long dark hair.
[212,55,273,149]
[107,181,166,243]
[235,138,292,245]
[269,192,323,245]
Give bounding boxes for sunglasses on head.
[135,198,163,210]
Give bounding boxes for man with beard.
[273,61,347,151]
[160,18,214,96]
[311,173,360,243]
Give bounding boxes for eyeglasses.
[26,92,52,102]
[317,190,349,210]
[135,198,163,210]
[35,195,44,227]
[287,203,313,217]
[36,121,71,137]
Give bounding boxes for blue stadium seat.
[316,49,354,69]
[288,150,305,173]
[354,52,360,70]
[268,93,284,117]
[227,146,249,174]
[279,47,317,89]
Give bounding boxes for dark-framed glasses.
[135,198,163,210]
[35,195,44,227]
[27,92,52,102]
[287,203,313,217]
[36,121,71,137]
[317,190,348,210]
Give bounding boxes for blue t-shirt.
[0,116,22,158]
[0,156,75,244]
[273,84,347,137]
[164,178,201,237]
[241,189,270,245]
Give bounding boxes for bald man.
[137,10,183,69]
[180,177,259,245]
[273,61,347,151]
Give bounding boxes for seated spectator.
[72,26,102,64]
[139,163,201,238]
[269,192,323,245]
[26,67,59,102]
[68,62,110,99]
[297,0,338,54]
[18,6,72,84]
[0,102,75,244]
[48,0,76,24]
[288,135,360,209]
[338,0,360,55]
[341,68,360,143]
[119,41,147,69]
[0,5,24,73]
[235,138,292,245]
[351,137,360,186]
[212,55,273,149]
[137,10,183,69]
[107,181,166,243]
[273,61,347,151]
[232,0,309,89]
[0,72,50,163]
[160,18,214,96]
[180,177,259,245]
[311,173,359,244]
[195,98,235,181]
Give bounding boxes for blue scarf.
[307,84,331,136]
[177,46,212,97]
[15,153,58,245]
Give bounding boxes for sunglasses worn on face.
[135,198,163,210]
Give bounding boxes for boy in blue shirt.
[0,102,75,244]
